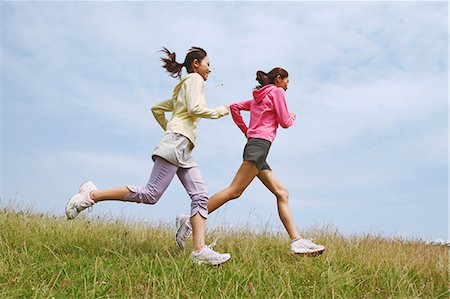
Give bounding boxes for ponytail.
[160,47,184,79]
[256,71,269,88]
[160,46,208,80]
[255,67,289,89]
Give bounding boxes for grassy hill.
[0,209,448,298]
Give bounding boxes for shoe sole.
[65,193,80,220]
[174,217,185,249]
[195,256,231,266]
[65,209,76,220]
[292,248,325,256]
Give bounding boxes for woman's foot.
[290,238,325,255]
[65,181,97,220]
[190,245,231,265]
[175,214,192,249]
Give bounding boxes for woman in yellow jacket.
[65,47,231,265]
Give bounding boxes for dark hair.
[160,46,208,79]
[256,67,289,89]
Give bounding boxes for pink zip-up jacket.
[230,84,296,142]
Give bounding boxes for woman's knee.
[275,186,289,202]
[227,186,245,200]
[140,187,162,205]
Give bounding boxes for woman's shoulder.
[182,72,203,83]
[272,86,285,94]
[175,73,204,93]
[268,86,285,99]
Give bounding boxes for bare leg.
[190,213,206,251]
[91,187,131,202]
[207,161,260,214]
[257,170,300,240]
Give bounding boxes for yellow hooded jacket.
[151,73,229,146]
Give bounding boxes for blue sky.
[2,1,448,241]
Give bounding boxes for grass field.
[0,209,448,298]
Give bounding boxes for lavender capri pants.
[123,156,209,219]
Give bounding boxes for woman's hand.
[290,112,296,118]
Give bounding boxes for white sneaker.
[65,181,97,220]
[175,214,192,249]
[190,239,231,266]
[291,238,325,255]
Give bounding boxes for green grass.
[0,209,448,298]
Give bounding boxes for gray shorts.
[243,138,271,171]
[152,133,197,168]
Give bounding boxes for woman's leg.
[90,187,131,202]
[190,213,207,251]
[257,170,300,240]
[176,166,209,251]
[207,161,260,214]
[92,157,178,204]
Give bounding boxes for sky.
[1,1,448,241]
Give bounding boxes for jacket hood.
[172,73,199,98]
[252,84,277,103]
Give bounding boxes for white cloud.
[285,74,447,152]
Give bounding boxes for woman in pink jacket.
[175,67,325,255]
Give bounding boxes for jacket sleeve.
[185,75,229,119]
[272,88,296,128]
[151,99,173,131]
[230,100,252,135]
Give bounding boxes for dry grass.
[0,209,448,298]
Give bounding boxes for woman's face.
[192,56,210,81]
[275,76,289,91]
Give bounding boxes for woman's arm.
[151,99,173,130]
[230,100,252,135]
[185,75,229,119]
[272,88,296,128]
